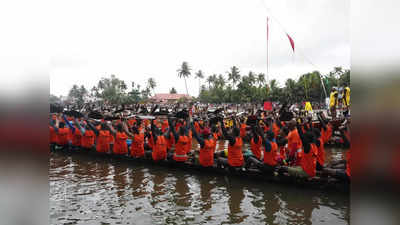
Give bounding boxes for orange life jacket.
[81,130,95,148]
[186,130,192,154]
[194,122,201,134]
[56,127,70,146]
[152,136,167,161]
[173,135,189,162]
[240,124,247,138]
[300,144,318,177]
[96,130,111,153]
[228,137,244,167]
[131,133,145,158]
[279,146,287,160]
[272,123,280,138]
[213,133,218,141]
[288,129,302,157]
[49,126,58,144]
[199,139,216,167]
[323,124,333,143]
[264,141,278,166]
[316,137,325,166]
[161,120,169,133]
[250,136,262,160]
[114,132,128,155]
[71,129,82,147]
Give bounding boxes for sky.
[47,0,349,97]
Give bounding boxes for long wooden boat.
[51,147,349,193]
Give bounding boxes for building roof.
[150,93,192,101]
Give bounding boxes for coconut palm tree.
[195,70,204,96]
[248,71,256,85]
[177,61,191,95]
[257,73,265,87]
[206,75,213,89]
[227,66,240,89]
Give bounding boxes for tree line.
[50,62,349,106]
[198,66,349,104]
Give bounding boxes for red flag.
[286,33,295,52]
[264,101,272,111]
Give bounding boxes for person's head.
[153,127,161,136]
[59,121,65,128]
[277,137,288,147]
[117,123,123,132]
[266,131,275,141]
[211,125,218,133]
[179,126,185,136]
[304,131,315,143]
[233,127,240,137]
[281,126,289,137]
[312,128,321,139]
[201,127,211,139]
[101,123,107,130]
[132,126,139,134]
[288,120,296,130]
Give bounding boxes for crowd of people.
[49,103,351,182]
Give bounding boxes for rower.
[284,121,318,178]
[75,118,96,151]
[287,120,302,164]
[191,123,216,167]
[218,118,245,169]
[150,119,169,161]
[91,122,113,154]
[249,126,262,160]
[126,119,145,158]
[49,114,71,150]
[108,122,129,156]
[246,123,279,174]
[169,117,190,163]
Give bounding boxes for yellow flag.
[305,102,313,111]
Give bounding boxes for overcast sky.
[48,0,349,97]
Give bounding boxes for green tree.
[227,66,241,89]
[195,70,204,96]
[68,84,87,107]
[96,74,128,105]
[177,61,191,95]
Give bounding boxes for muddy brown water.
[49,140,349,225]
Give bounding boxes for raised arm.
[169,118,179,142]
[151,119,159,142]
[63,114,75,133]
[220,121,235,146]
[74,118,86,135]
[86,120,99,136]
[122,121,134,138]
[49,118,59,133]
[106,122,117,136]
[317,113,327,131]
[257,128,271,152]
[191,122,205,147]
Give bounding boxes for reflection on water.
[49,141,349,225]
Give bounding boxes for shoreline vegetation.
[50,63,350,106]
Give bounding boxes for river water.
[49,140,349,225]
